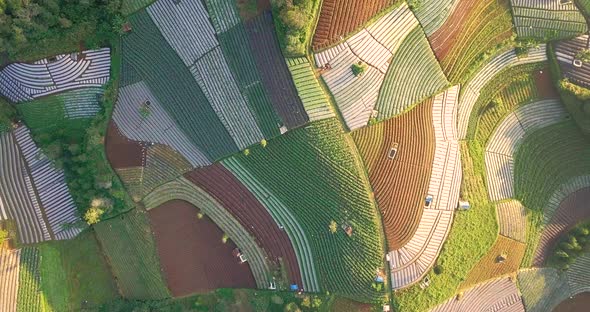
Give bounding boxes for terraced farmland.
[534,187,590,266]
[185,164,303,289]
[375,26,449,119]
[496,200,527,243]
[148,200,256,296]
[428,0,514,83]
[555,35,590,89]
[431,277,525,312]
[245,13,309,129]
[514,121,590,266]
[352,100,435,250]
[142,177,273,289]
[286,58,334,122]
[16,247,42,311]
[410,0,459,36]
[230,118,385,302]
[460,235,526,290]
[0,247,20,312]
[314,3,421,129]
[511,0,587,39]
[94,208,170,300]
[312,0,396,50]
[518,267,571,312]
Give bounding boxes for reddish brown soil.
[148,200,256,297]
[185,164,303,287]
[105,121,145,169]
[553,292,590,312]
[352,100,435,250]
[533,187,590,266]
[428,0,477,60]
[312,0,395,51]
[535,68,559,99]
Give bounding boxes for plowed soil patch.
[148,200,256,297]
[105,121,144,169]
[535,68,559,99]
[312,0,395,51]
[553,292,590,312]
[534,187,590,266]
[352,100,435,250]
[185,164,303,287]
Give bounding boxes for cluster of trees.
[550,224,590,270]
[272,0,316,56]
[0,98,16,132]
[0,0,123,60]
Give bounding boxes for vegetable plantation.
[231,118,385,302]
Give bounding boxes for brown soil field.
[534,187,590,266]
[185,164,303,287]
[330,297,373,312]
[352,100,435,250]
[553,292,590,312]
[535,67,559,99]
[105,121,145,169]
[460,235,526,290]
[312,0,395,51]
[148,200,256,297]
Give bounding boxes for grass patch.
[39,244,69,311]
[0,97,17,134]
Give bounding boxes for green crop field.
[512,4,587,40]
[286,57,333,121]
[376,26,449,119]
[94,208,170,300]
[231,118,385,303]
[514,121,590,266]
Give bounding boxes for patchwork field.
[555,35,590,89]
[352,100,434,250]
[148,200,256,296]
[312,0,397,50]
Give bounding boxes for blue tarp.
[290,284,298,291]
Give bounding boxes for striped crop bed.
[511,0,587,40]
[514,121,590,266]
[533,187,590,266]
[184,164,303,288]
[459,235,526,290]
[0,247,20,312]
[142,177,272,289]
[223,157,320,292]
[286,58,334,122]
[0,132,49,244]
[94,208,170,300]
[496,200,527,243]
[410,0,459,36]
[121,0,154,16]
[208,0,282,137]
[567,251,590,294]
[245,12,309,129]
[555,35,590,89]
[17,246,42,311]
[431,277,524,312]
[114,167,144,201]
[376,26,449,120]
[17,88,103,133]
[518,267,571,312]
[141,144,193,197]
[312,0,397,51]
[352,100,434,250]
[123,10,236,161]
[428,0,514,83]
[230,118,385,302]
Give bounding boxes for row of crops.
[409,0,458,36]
[511,0,587,40]
[376,26,448,120]
[430,0,514,84]
[229,118,385,302]
[286,58,334,122]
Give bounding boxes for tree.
[329,220,337,233]
[243,149,250,156]
[261,139,267,148]
[351,62,367,77]
[84,206,104,225]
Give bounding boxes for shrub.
[433,265,444,275]
[222,234,229,244]
[576,49,590,63]
[84,206,105,225]
[261,139,267,148]
[351,62,367,77]
[243,149,250,156]
[329,220,337,233]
